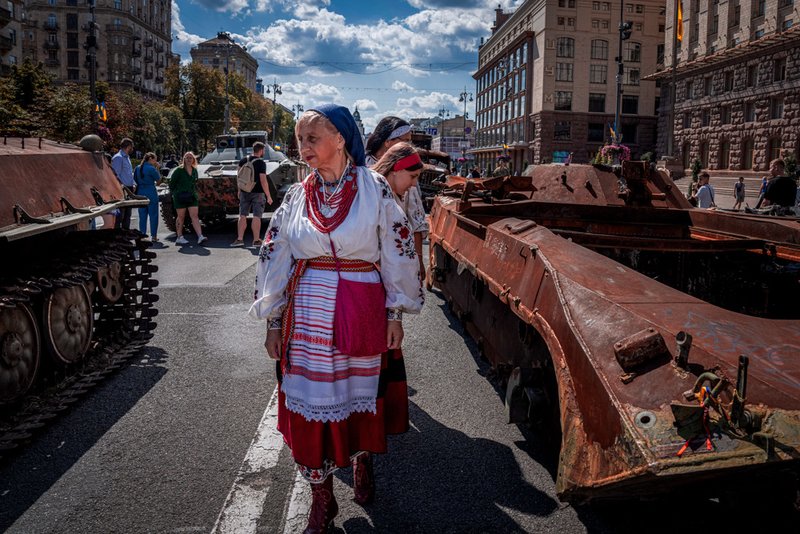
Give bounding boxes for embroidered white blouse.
[250,165,424,320]
[365,153,428,237]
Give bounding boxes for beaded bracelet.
[267,317,282,330]
[386,308,403,322]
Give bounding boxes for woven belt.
[307,256,375,272]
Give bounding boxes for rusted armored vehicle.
[428,161,800,503]
[417,148,451,201]
[159,131,298,231]
[0,137,158,453]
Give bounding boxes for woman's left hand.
[386,321,404,350]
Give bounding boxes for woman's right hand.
[265,329,282,360]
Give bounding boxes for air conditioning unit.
[546,39,555,49]
[545,66,554,76]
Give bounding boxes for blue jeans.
[137,186,159,237]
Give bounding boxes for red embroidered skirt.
[277,347,408,470]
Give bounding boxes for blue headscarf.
[310,104,366,167]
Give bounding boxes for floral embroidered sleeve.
[376,175,424,314]
[249,184,301,320]
[404,186,429,238]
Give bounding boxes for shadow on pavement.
[0,346,169,531]
[339,400,559,533]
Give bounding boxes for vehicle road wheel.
[43,284,93,364]
[0,303,41,404]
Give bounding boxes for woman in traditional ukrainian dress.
[250,105,422,533]
[366,116,428,281]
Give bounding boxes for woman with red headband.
[250,105,422,533]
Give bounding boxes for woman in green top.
[171,152,206,245]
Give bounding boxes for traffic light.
[620,21,633,40]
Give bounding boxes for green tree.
[47,83,93,142]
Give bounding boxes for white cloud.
[280,81,343,109]
[172,3,204,46]
[192,0,250,14]
[391,80,422,93]
[353,99,378,111]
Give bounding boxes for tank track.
[0,229,158,460]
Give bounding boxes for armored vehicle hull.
[159,131,299,231]
[0,138,158,456]
[428,162,800,502]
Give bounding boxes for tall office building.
[472,1,665,171]
[652,0,800,172]
[190,32,258,93]
[16,0,173,97]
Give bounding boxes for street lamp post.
[458,87,473,166]
[292,102,304,121]
[215,36,237,134]
[615,6,633,144]
[265,78,283,147]
[85,0,98,132]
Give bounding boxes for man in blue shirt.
[111,138,135,229]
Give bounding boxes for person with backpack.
[232,141,273,247]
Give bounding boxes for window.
[744,102,755,122]
[555,91,573,111]
[710,14,719,35]
[623,68,640,85]
[635,4,644,13]
[626,3,633,13]
[591,40,608,60]
[114,0,121,8]
[47,14,57,27]
[601,19,609,29]
[724,71,734,91]
[747,64,757,87]
[755,29,765,39]
[771,97,784,119]
[558,16,566,25]
[554,121,571,140]
[567,18,575,27]
[67,50,78,68]
[659,24,665,32]
[589,93,606,112]
[774,57,787,82]
[654,96,660,115]
[685,80,693,100]
[784,19,794,30]
[732,2,741,26]
[601,2,610,10]
[702,109,711,126]
[592,19,600,29]
[700,142,709,168]
[657,44,665,65]
[719,141,730,169]
[622,95,638,114]
[590,64,607,83]
[558,0,576,7]
[634,22,643,31]
[67,69,79,81]
[556,62,574,81]
[703,77,712,96]
[588,123,605,142]
[66,13,77,30]
[741,139,754,169]
[556,37,574,58]
[767,138,782,162]
[592,1,600,9]
[683,112,692,129]
[721,106,731,124]
[623,42,641,62]
[754,0,765,17]
[621,124,637,144]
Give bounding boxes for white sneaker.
[197,235,208,245]
[175,236,189,245]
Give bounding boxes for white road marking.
[282,470,311,534]
[212,386,284,534]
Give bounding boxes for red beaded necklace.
[304,165,359,234]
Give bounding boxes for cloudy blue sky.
[172,0,524,131]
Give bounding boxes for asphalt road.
[0,212,795,533]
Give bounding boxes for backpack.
[237,156,259,192]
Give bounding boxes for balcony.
[155,42,164,53]
[43,40,60,50]
[143,36,153,47]
[106,23,132,34]
[0,7,12,26]
[143,51,153,63]
[0,35,13,52]
[44,58,60,67]
[156,58,164,68]
[131,45,141,57]
[43,20,59,31]
[144,69,153,80]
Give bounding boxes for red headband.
[393,153,423,172]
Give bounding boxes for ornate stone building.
[17,0,173,98]
[1,1,23,75]
[652,0,800,172]
[431,114,475,162]
[190,32,258,93]
[472,1,665,172]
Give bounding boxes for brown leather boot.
[304,476,338,534]
[352,453,375,505]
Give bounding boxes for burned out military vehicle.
[428,161,800,504]
[159,131,298,231]
[0,137,159,455]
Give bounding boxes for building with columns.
[190,32,258,93]
[472,1,665,173]
[651,0,800,173]
[16,0,173,98]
